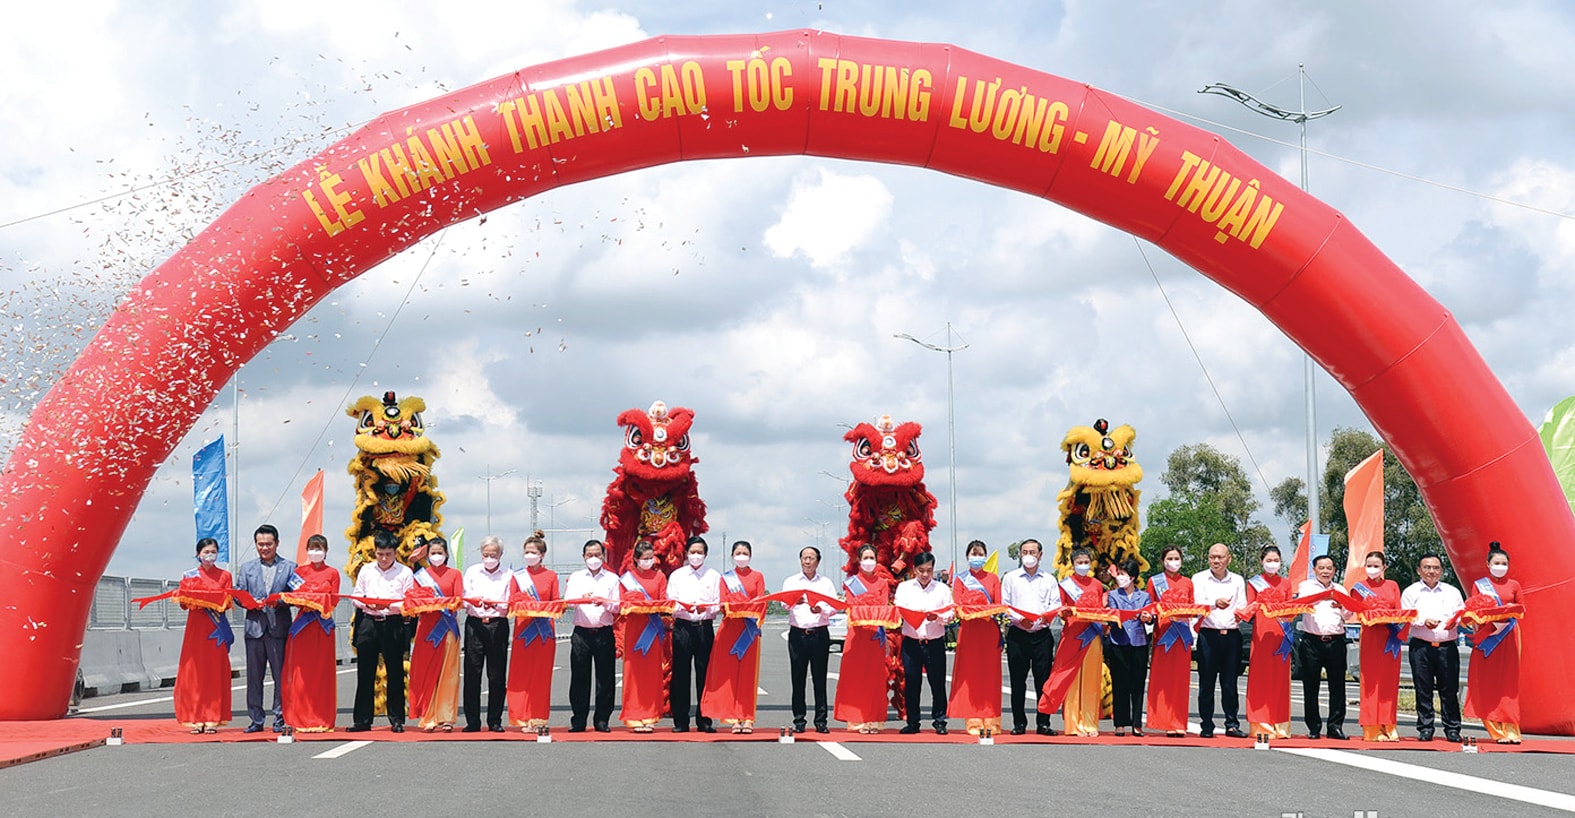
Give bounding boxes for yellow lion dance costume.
[1053,418,1144,578]
[344,391,446,581]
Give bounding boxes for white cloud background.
[3,1,1574,586]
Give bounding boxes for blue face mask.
[968,556,986,571]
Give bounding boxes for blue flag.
[192,437,230,563]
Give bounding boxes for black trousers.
[353,614,410,726]
[788,626,831,728]
[1005,627,1054,730]
[463,617,510,728]
[244,635,286,727]
[1196,627,1242,732]
[1409,638,1461,734]
[1296,632,1348,733]
[901,636,948,727]
[569,625,616,728]
[1105,642,1149,728]
[670,619,715,729]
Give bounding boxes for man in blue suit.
[235,524,296,732]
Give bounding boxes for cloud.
[763,167,894,268]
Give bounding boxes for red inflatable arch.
[2,31,1572,730]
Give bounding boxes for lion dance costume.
[1053,418,1144,577]
[599,401,708,574]
[838,415,938,721]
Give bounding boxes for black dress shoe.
[1416,730,1434,742]
[1199,730,1215,739]
[815,725,830,734]
[594,723,611,733]
[568,724,587,733]
[673,726,690,733]
[1224,727,1248,739]
[1010,726,1027,735]
[1326,729,1348,741]
[899,724,921,734]
[1445,730,1462,743]
[244,723,265,734]
[463,724,482,733]
[1036,726,1058,737]
[390,723,406,733]
[346,723,372,733]
[934,724,948,735]
[698,724,716,734]
[793,721,807,734]
[272,723,287,734]
[489,725,506,733]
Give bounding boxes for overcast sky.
[3,1,1573,586]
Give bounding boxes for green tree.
[1270,476,1309,547]
[1319,427,1449,586]
[1139,443,1273,573]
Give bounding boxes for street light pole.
[1200,68,1338,536]
[894,322,970,573]
[478,465,518,536]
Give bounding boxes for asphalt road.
[14,621,1571,818]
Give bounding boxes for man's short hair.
[254,524,280,543]
[372,530,399,552]
[1313,554,1335,568]
[912,552,936,568]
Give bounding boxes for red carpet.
[0,718,1567,755]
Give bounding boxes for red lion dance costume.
[599,401,709,574]
[838,415,938,721]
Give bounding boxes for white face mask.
[199,552,219,565]
[1489,563,1509,579]
[427,553,447,567]
[733,554,750,569]
[1115,574,1132,589]
[860,558,877,573]
[482,556,501,571]
[1021,554,1039,570]
[306,550,326,565]
[1165,559,1182,573]
[523,552,542,567]
[637,557,656,571]
[1365,566,1382,580]
[1263,560,1281,575]
[1073,563,1091,577]
[688,552,706,568]
[585,556,603,572]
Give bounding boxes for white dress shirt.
[1002,566,1059,631]
[463,563,513,620]
[667,563,721,622]
[781,572,838,629]
[1192,570,1245,630]
[893,576,954,640]
[564,567,620,628]
[353,561,414,616]
[1401,580,1465,642]
[1296,578,1347,635]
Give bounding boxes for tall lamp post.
[478,465,517,536]
[1200,68,1338,537]
[894,322,970,573]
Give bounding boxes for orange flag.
[1342,450,1385,588]
[1288,520,1312,582]
[294,469,325,565]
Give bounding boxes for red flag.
[1342,450,1385,588]
[294,469,325,565]
[1289,520,1312,583]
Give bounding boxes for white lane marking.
[312,740,373,759]
[76,667,357,714]
[757,687,769,695]
[1277,748,1575,812]
[819,741,862,761]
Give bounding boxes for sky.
[3,0,1574,587]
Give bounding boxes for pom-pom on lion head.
[845,415,925,487]
[616,401,698,481]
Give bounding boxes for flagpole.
[230,369,240,567]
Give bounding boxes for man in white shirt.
[349,531,415,733]
[1192,542,1247,739]
[667,536,720,733]
[461,535,512,733]
[564,539,620,732]
[1401,553,1465,742]
[1295,554,1349,740]
[893,552,955,735]
[1002,538,1060,735]
[782,546,838,734]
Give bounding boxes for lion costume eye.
[1072,442,1092,462]
[906,440,921,459]
[675,434,690,451]
[626,427,644,448]
[854,439,873,459]
[409,413,423,429]
[359,411,375,430]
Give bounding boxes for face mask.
[1165,559,1182,573]
[638,557,656,571]
[968,556,986,571]
[688,553,706,568]
[306,550,326,565]
[733,554,750,569]
[1489,564,1508,579]
[1263,561,1281,575]
[1115,574,1132,589]
[482,556,501,571]
[199,553,218,565]
[1073,563,1091,577]
[523,552,542,567]
[585,557,603,572]
[1365,566,1382,580]
[1021,555,1039,570]
[428,553,446,567]
[860,559,877,573]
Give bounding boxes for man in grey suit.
[235,524,296,733]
